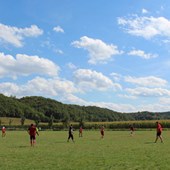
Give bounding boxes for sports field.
[0,130,170,170]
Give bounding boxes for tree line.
[0,94,170,125]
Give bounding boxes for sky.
[1,0,170,113]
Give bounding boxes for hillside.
[19,96,133,122]
[0,94,47,121]
[0,94,132,122]
[1,94,170,122]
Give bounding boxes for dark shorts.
[157,131,162,136]
[101,131,104,136]
[68,133,74,140]
[30,135,36,140]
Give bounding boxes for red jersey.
[100,126,104,132]
[157,123,162,132]
[28,126,36,136]
[2,127,6,133]
[79,127,83,133]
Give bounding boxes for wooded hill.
[0,94,170,122]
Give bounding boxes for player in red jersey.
[28,124,39,146]
[130,124,135,136]
[79,126,83,137]
[154,122,163,143]
[100,125,104,138]
[2,126,6,137]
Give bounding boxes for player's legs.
[33,136,36,146]
[154,136,158,143]
[67,134,71,142]
[30,136,35,146]
[2,132,6,137]
[101,131,104,138]
[159,134,163,143]
[155,132,163,143]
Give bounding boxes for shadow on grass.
[18,145,30,148]
[144,142,155,144]
[9,145,30,148]
[55,141,67,144]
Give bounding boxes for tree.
[62,112,70,128]
[48,114,54,128]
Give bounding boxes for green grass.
[0,130,170,170]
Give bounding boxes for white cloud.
[159,97,170,105]
[0,52,60,78]
[118,16,170,39]
[124,76,167,87]
[73,69,122,91]
[54,49,63,54]
[72,36,123,64]
[142,9,148,14]
[53,26,64,33]
[0,77,79,98]
[0,82,20,96]
[91,100,170,112]
[110,72,122,81]
[60,94,87,105]
[118,94,137,100]
[126,87,170,97]
[0,23,43,47]
[90,102,136,113]
[67,62,77,70]
[128,50,158,59]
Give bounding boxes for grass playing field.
[0,130,170,170]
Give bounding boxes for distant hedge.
[2,120,170,131]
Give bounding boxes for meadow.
[0,130,170,170]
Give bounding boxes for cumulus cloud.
[118,16,170,39]
[0,23,43,47]
[0,52,60,78]
[0,77,79,98]
[60,94,87,105]
[124,76,167,87]
[53,26,64,33]
[126,87,170,97]
[73,69,122,91]
[128,49,158,59]
[72,36,123,64]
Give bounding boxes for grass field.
[0,130,170,170]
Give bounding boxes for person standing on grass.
[67,124,74,142]
[28,124,39,146]
[155,121,163,143]
[100,125,104,139]
[130,124,135,136]
[79,126,83,137]
[2,126,6,137]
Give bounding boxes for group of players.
[1,121,163,146]
[67,122,163,143]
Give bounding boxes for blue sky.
[1,0,170,112]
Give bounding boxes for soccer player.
[155,121,163,143]
[2,126,6,137]
[130,124,135,136]
[79,126,83,137]
[28,124,39,146]
[67,124,74,142]
[100,125,104,138]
